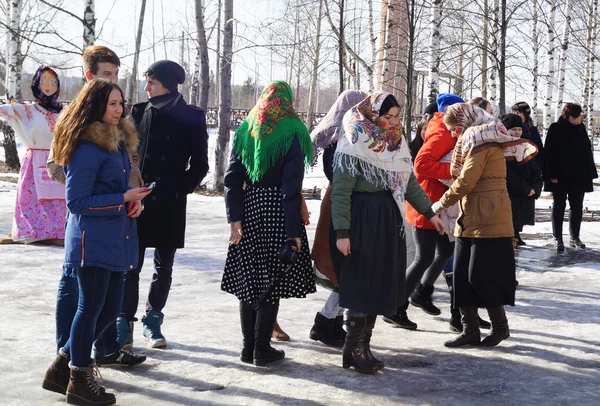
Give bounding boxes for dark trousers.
[551,190,585,239]
[121,246,177,320]
[405,228,453,295]
[453,237,516,308]
[62,267,124,367]
[56,267,119,356]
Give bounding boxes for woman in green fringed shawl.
[221,80,316,366]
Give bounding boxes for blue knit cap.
[436,93,464,113]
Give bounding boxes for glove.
[431,201,445,215]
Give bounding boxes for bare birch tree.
[214,0,233,191]
[427,0,442,103]
[554,0,572,121]
[488,0,499,109]
[83,0,95,48]
[586,0,598,132]
[306,0,324,132]
[126,0,146,107]
[531,0,539,125]
[543,0,557,132]
[3,0,21,170]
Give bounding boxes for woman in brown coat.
[431,103,537,348]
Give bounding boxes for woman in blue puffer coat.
[43,79,152,406]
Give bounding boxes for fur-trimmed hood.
[80,119,139,155]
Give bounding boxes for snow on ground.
[0,150,600,405]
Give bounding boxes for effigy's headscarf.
[232,80,312,182]
[445,103,538,178]
[333,91,413,222]
[310,90,366,165]
[31,65,62,113]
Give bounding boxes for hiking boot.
[95,349,146,367]
[116,317,134,350]
[42,349,70,395]
[570,237,586,249]
[142,311,167,348]
[409,283,441,316]
[309,312,344,347]
[66,362,115,406]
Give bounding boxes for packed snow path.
[0,180,599,405]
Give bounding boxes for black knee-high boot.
[239,301,256,363]
[253,301,285,366]
[342,313,379,374]
[364,314,384,370]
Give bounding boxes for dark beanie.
[146,60,185,93]
[511,101,531,117]
[501,113,522,130]
[424,102,438,115]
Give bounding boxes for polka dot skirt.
[222,186,316,304]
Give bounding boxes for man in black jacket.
[118,60,209,348]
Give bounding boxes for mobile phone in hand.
[143,182,156,190]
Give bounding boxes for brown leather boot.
[364,314,384,370]
[480,306,510,347]
[342,313,379,374]
[272,320,290,341]
[444,306,481,348]
[66,362,116,406]
[42,349,70,395]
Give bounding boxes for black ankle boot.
[555,237,565,252]
[382,302,417,330]
[409,283,441,315]
[333,315,347,342]
[253,302,285,366]
[239,301,256,363]
[364,314,384,370]
[514,231,526,246]
[342,313,379,374]
[444,307,481,348]
[309,312,343,347]
[480,306,510,347]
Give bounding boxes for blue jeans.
[62,267,124,367]
[56,268,120,356]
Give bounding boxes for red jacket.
[406,112,457,229]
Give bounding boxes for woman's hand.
[127,200,144,218]
[550,178,558,184]
[229,221,243,245]
[124,187,152,202]
[337,238,351,256]
[288,237,302,253]
[528,189,536,197]
[429,215,446,235]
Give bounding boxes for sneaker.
[570,237,586,249]
[95,349,146,367]
[116,317,134,350]
[142,311,167,348]
[382,312,417,330]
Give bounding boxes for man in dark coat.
[118,60,209,348]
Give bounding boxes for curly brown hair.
[52,79,126,166]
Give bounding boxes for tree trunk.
[83,0,95,48]
[498,0,506,115]
[3,0,21,171]
[213,0,233,192]
[215,0,221,106]
[338,0,345,94]
[488,0,498,110]
[306,0,323,133]
[543,0,557,133]
[126,0,146,108]
[190,0,210,109]
[427,0,442,103]
[554,0,571,121]
[454,18,465,97]
[368,0,376,92]
[481,0,488,99]
[376,0,388,90]
[403,0,417,139]
[381,0,394,88]
[531,0,539,125]
[587,0,598,134]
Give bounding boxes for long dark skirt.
[453,237,516,308]
[331,191,406,316]
[221,186,316,305]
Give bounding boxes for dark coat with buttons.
[64,121,139,272]
[132,95,209,248]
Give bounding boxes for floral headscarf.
[31,65,62,113]
[333,91,413,222]
[445,103,538,178]
[232,80,312,182]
